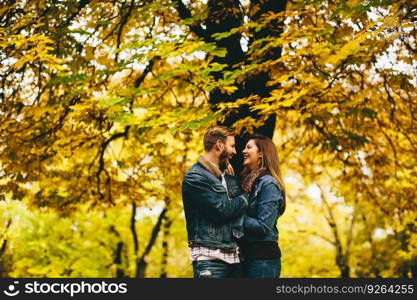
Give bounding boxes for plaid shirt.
[189,246,241,264]
[189,173,241,264]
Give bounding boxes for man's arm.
[182,173,249,224]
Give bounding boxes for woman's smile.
[242,139,261,170]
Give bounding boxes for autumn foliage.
[0,0,416,277]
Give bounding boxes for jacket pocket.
[208,224,216,236]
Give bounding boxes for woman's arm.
[243,182,283,237]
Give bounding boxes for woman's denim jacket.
[182,162,249,251]
[241,174,283,242]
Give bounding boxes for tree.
[1,0,416,277]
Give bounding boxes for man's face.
[218,136,236,171]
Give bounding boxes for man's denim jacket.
[182,161,248,251]
[242,175,284,242]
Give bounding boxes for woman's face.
[242,139,262,170]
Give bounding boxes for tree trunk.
[136,207,167,278]
[361,214,381,277]
[319,185,351,278]
[160,215,172,278]
[114,241,125,278]
[108,225,126,277]
[206,0,288,176]
[176,0,288,176]
[0,220,11,277]
[130,201,139,255]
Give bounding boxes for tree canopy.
[0,0,416,277]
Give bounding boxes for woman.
[239,134,286,278]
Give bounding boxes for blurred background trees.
[0,0,416,277]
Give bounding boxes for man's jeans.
[243,259,281,278]
[192,260,243,278]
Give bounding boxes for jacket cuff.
[240,192,249,206]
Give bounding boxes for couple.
[181,126,286,278]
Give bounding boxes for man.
[182,126,249,278]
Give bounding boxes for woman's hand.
[225,162,235,176]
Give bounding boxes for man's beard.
[219,149,230,171]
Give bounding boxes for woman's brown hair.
[241,134,286,214]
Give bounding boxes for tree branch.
[95,126,130,204]
[174,0,210,41]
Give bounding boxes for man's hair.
[203,126,235,151]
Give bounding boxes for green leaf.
[98,96,130,107]
[361,108,377,119]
